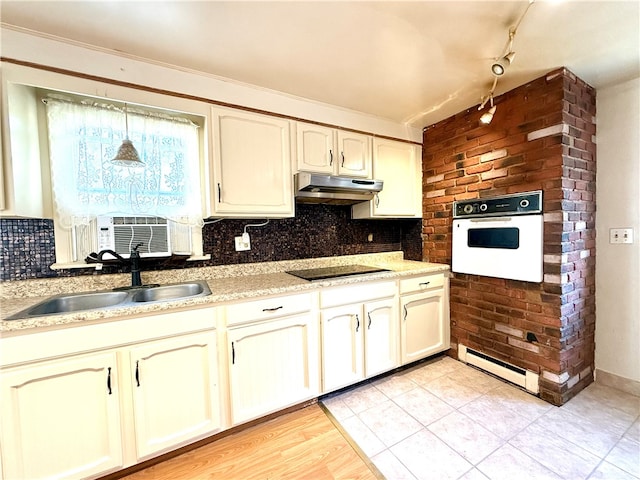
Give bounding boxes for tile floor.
[321,355,640,480]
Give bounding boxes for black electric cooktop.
[285,264,389,281]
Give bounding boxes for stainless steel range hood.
[294,172,383,205]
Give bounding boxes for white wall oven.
[452,191,543,282]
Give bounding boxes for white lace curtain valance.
[45,98,202,228]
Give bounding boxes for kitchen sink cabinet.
[129,331,221,460]
[320,281,398,393]
[210,106,294,218]
[352,138,422,219]
[0,308,221,479]
[0,351,124,480]
[295,122,372,178]
[225,295,320,426]
[399,273,450,364]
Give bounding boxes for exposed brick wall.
[422,68,596,405]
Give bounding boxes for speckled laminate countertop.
[0,252,449,334]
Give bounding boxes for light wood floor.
[120,404,380,480]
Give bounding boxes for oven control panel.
[453,190,542,218]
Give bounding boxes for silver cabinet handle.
[419,282,431,287]
[355,314,360,332]
[341,152,345,167]
[403,305,408,321]
[367,312,372,329]
[329,149,333,166]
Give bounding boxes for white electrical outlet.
[234,236,251,251]
[609,228,634,244]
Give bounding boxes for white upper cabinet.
[352,138,422,219]
[211,107,294,217]
[295,122,372,178]
[295,123,335,174]
[336,130,372,177]
[0,79,52,218]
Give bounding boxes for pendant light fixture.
[111,103,144,167]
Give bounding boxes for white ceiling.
[1,1,638,129]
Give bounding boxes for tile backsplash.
[0,203,422,281]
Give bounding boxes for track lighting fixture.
[491,51,516,76]
[479,96,496,125]
[480,105,497,125]
[477,0,535,125]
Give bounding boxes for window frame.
[1,64,212,269]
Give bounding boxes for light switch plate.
[609,228,634,244]
[234,236,251,251]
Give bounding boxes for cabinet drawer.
[399,274,445,295]
[225,293,312,326]
[321,281,396,308]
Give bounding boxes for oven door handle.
[469,217,514,223]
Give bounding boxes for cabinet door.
[364,298,399,377]
[228,313,319,425]
[400,288,449,364]
[321,304,364,392]
[352,139,422,219]
[296,122,335,174]
[1,82,50,218]
[1,352,123,480]
[374,140,421,216]
[130,331,220,459]
[336,131,371,178]
[211,107,293,217]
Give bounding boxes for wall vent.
[458,344,539,394]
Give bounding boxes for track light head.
[491,52,516,76]
[480,105,497,125]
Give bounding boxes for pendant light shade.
[112,103,144,167]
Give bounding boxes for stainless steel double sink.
[6,280,212,320]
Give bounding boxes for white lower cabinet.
[320,282,398,393]
[0,273,450,478]
[364,298,399,377]
[0,308,220,480]
[0,351,124,480]
[321,303,364,391]
[129,331,220,460]
[226,298,320,425]
[400,274,450,364]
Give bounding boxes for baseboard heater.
[458,344,539,394]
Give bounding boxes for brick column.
[422,68,596,405]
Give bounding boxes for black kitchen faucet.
[86,242,145,287]
[129,243,143,287]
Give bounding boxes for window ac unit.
[96,216,171,259]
